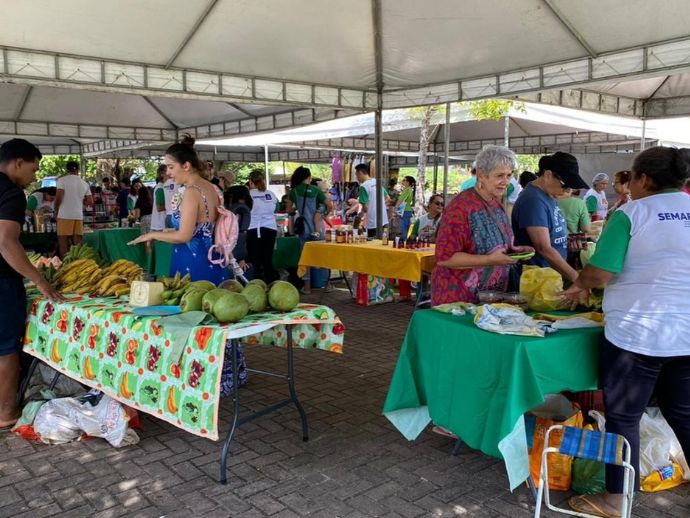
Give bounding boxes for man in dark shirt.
[116,177,131,226]
[0,139,62,428]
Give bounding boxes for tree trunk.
[415,106,434,215]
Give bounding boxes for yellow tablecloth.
[297,240,435,282]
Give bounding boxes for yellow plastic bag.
[520,266,568,311]
[641,464,685,492]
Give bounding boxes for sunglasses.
[553,174,566,188]
[432,201,444,207]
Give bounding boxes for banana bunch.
[160,272,191,306]
[54,258,102,294]
[93,273,131,297]
[92,259,144,297]
[62,243,102,266]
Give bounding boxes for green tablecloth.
[81,232,303,279]
[152,242,174,278]
[382,309,602,490]
[83,228,147,268]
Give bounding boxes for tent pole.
[375,101,384,238]
[372,0,384,238]
[442,102,450,199]
[504,116,510,147]
[264,144,269,186]
[433,154,439,193]
[640,118,647,151]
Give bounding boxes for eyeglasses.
[553,174,566,188]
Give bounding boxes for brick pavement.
[1,287,689,517]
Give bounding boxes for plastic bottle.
[382,229,388,246]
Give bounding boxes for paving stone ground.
[1,287,688,517]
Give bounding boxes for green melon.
[241,284,268,313]
[268,281,300,312]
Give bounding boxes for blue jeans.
[400,212,413,240]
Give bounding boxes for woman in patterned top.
[431,145,533,305]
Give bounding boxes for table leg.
[451,438,463,456]
[286,325,309,442]
[220,338,242,485]
[17,357,39,406]
[218,327,309,484]
[526,475,538,502]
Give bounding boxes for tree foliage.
[463,99,526,121]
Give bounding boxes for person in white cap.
[584,173,609,221]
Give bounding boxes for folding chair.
[414,269,432,309]
[534,425,634,518]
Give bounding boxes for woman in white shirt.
[584,173,609,221]
[247,169,279,283]
[563,147,690,517]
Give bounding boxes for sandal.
[432,426,458,439]
[569,495,621,518]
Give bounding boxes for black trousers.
[601,337,690,492]
[246,228,277,284]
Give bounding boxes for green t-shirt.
[588,210,631,274]
[155,186,165,207]
[289,184,326,205]
[399,187,414,213]
[26,194,39,212]
[585,195,599,213]
[557,197,591,234]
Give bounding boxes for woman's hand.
[128,233,154,246]
[486,248,517,266]
[561,283,590,311]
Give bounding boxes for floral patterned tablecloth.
[23,296,344,440]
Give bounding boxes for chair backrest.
[556,425,628,465]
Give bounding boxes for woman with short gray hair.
[432,145,533,305]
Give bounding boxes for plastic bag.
[34,390,138,447]
[528,394,583,491]
[474,304,545,337]
[519,266,568,311]
[640,408,690,481]
[572,458,606,495]
[641,464,685,492]
[571,424,606,494]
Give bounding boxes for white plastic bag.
[641,408,689,480]
[33,390,138,447]
[33,398,83,444]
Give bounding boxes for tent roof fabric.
[1,0,690,156]
[1,1,690,109]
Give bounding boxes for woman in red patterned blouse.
[432,145,533,305]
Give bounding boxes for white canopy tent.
[3,0,690,232]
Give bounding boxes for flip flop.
[569,495,620,518]
[431,426,458,439]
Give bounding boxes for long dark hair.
[290,166,311,189]
[225,185,253,210]
[632,147,690,191]
[404,175,416,199]
[165,134,205,173]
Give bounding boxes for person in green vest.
[395,176,416,239]
[557,188,591,235]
